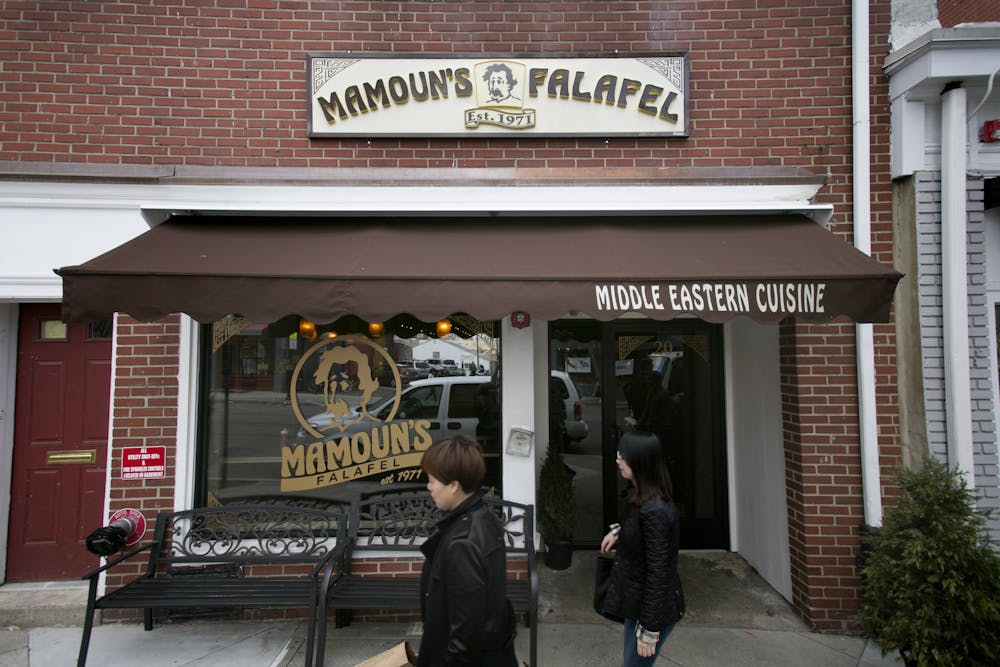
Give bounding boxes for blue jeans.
[623,618,675,667]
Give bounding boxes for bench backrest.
[349,490,535,563]
[147,504,349,569]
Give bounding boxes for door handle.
[446,421,462,429]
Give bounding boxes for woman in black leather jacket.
[417,435,518,667]
[600,431,685,667]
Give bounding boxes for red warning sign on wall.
[120,446,166,480]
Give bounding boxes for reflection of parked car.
[299,375,500,450]
[550,370,588,442]
[423,359,446,376]
[396,361,428,384]
[298,371,585,444]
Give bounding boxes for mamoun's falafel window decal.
[308,54,688,138]
[284,335,429,491]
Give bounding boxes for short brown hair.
[420,435,486,493]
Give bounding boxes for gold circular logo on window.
[290,334,402,441]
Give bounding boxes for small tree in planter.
[538,379,576,570]
[538,438,576,569]
[859,456,1000,667]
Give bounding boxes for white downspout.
[941,83,975,486]
[853,0,882,527]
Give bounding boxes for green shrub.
[859,456,1000,666]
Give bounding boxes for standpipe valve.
[85,508,147,556]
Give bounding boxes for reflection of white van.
[301,371,588,443]
[300,375,499,448]
[298,375,503,488]
[550,370,588,442]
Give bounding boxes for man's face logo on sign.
[290,334,402,441]
[485,64,516,103]
[476,61,525,108]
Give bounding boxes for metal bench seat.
[78,504,348,667]
[94,577,321,607]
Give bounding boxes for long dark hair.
[619,431,673,504]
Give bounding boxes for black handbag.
[593,553,624,623]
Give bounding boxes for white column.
[174,315,201,510]
[941,83,975,486]
[500,315,539,514]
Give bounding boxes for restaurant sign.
[308,54,688,137]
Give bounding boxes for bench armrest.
[80,543,155,581]
[315,537,354,592]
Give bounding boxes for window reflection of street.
[550,331,604,544]
[562,393,603,543]
[208,384,416,506]
[204,318,501,507]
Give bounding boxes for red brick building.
[0,1,903,633]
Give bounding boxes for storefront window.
[198,315,501,507]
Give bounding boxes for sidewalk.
[0,617,902,666]
[0,551,904,666]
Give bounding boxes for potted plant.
[538,427,576,570]
[859,455,1000,667]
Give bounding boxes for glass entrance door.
[608,321,728,549]
[550,319,729,550]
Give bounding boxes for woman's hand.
[601,522,621,554]
[635,624,660,658]
[637,636,657,658]
[600,530,617,554]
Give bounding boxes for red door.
[7,304,111,581]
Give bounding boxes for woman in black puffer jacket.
[600,431,685,667]
[417,435,518,667]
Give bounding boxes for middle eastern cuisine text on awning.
[57,214,901,326]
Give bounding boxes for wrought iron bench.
[315,490,538,667]
[77,504,348,667]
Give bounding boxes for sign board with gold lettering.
[308,54,688,138]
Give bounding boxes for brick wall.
[0,1,885,200]
[103,314,181,591]
[0,1,898,630]
[937,0,1000,27]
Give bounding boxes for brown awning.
[57,215,901,325]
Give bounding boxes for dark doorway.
[550,319,729,550]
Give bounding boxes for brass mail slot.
[47,450,96,465]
